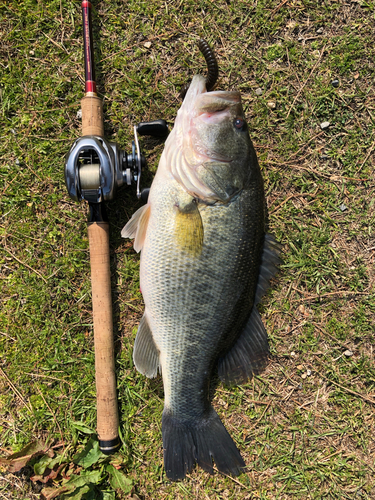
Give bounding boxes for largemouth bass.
[122,74,281,480]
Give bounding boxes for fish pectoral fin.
[121,204,151,252]
[174,199,204,256]
[255,233,283,305]
[218,307,269,387]
[133,312,160,378]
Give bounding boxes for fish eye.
[233,117,246,130]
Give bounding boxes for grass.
[1,0,375,498]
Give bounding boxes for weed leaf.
[0,440,50,473]
[73,437,105,468]
[106,464,132,493]
[61,484,93,500]
[41,470,102,499]
[33,454,62,476]
[62,470,103,488]
[102,492,116,500]
[31,462,65,483]
[41,485,72,499]
[70,422,96,434]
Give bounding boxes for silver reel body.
[65,134,139,204]
[65,120,167,205]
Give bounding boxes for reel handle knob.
[137,119,168,138]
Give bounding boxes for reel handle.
[137,119,168,138]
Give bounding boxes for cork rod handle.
[81,95,104,136]
[87,221,120,454]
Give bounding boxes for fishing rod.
[65,1,167,455]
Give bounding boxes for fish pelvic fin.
[174,198,204,257]
[133,312,160,378]
[121,204,151,253]
[218,306,269,386]
[162,407,245,481]
[255,233,282,305]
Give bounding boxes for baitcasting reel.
[65,119,168,205]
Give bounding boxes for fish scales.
[143,174,264,415]
[122,74,281,480]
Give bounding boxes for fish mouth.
[168,76,245,201]
[189,92,242,163]
[177,75,247,169]
[195,91,241,117]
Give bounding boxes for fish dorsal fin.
[121,204,151,253]
[255,233,282,304]
[218,233,281,386]
[133,312,160,378]
[218,306,269,387]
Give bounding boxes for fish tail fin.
[162,408,245,481]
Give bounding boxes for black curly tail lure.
[180,39,219,99]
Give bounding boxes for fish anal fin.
[121,204,151,253]
[174,199,203,256]
[133,312,160,378]
[218,307,269,387]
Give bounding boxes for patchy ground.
[0,0,374,498]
